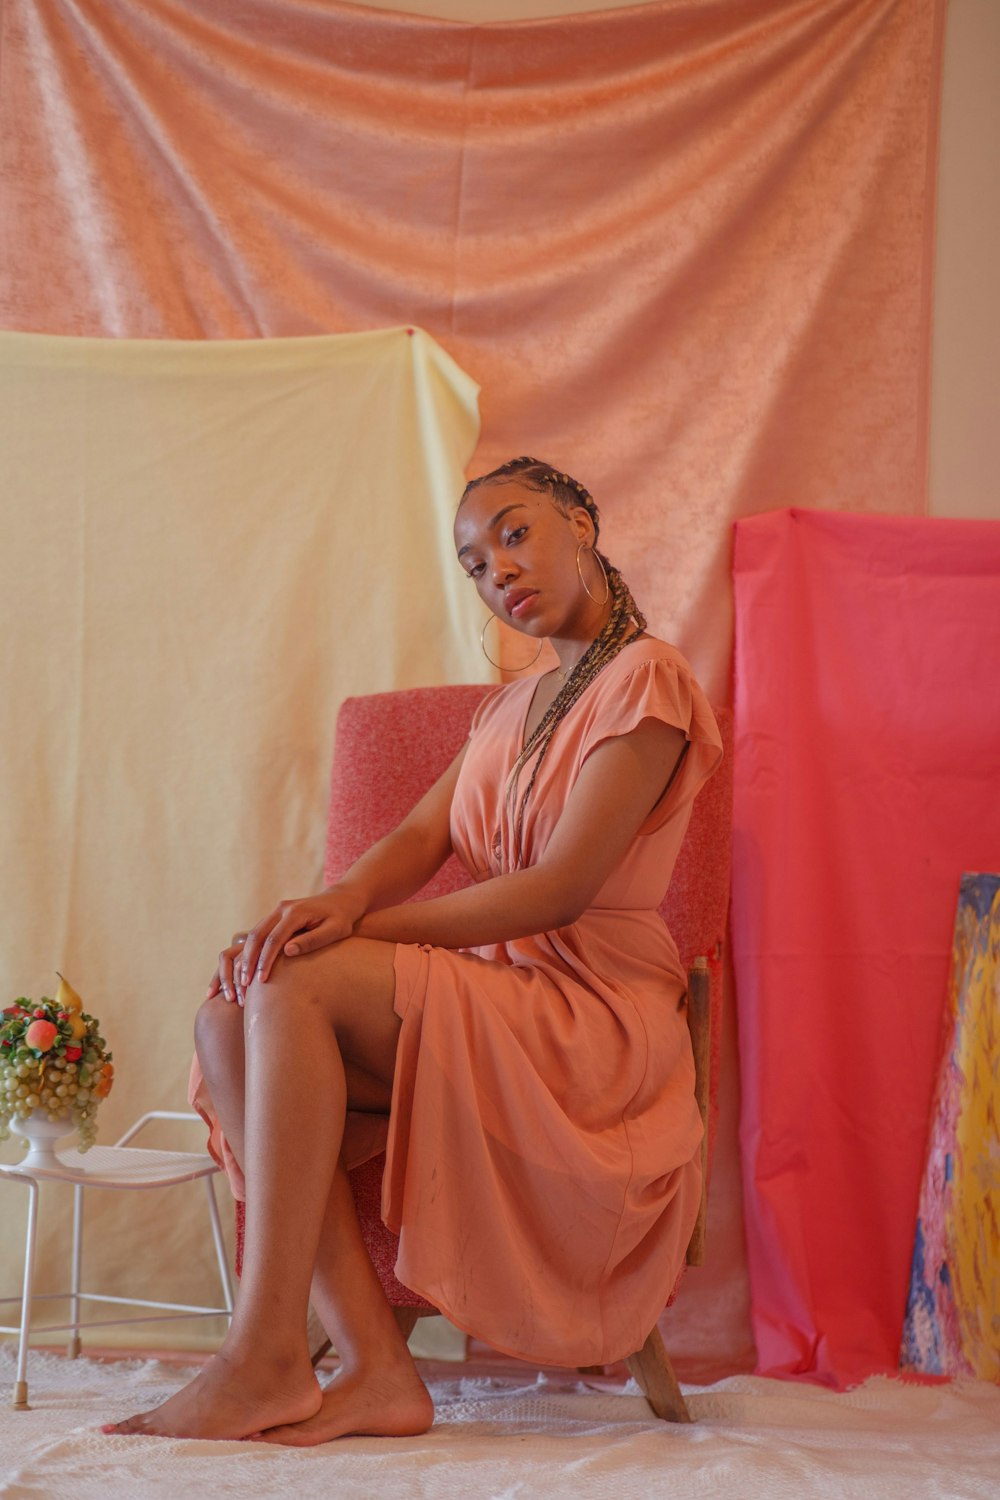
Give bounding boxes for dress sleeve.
[579,652,724,832]
[467,684,505,738]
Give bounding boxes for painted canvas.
[901,873,1000,1380]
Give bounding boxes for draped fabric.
[0,0,944,701]
[0,326,484,1327]
[732,509,1000,1388]
[0,0,945,1374]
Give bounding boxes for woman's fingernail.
[240,967,247,985]
[286,944,300,956]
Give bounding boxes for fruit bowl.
[1,976,114,1156]
[10,1110,78,1171]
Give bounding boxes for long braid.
[461,457,647,869]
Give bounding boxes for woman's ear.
[568,505,596,545]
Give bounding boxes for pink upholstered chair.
[236,684,733,1422]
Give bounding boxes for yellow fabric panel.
[0,327,484,1340]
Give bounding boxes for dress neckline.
[517,633,655,754]
[519,671,559,754]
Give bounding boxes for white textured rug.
[1,1346,998,1499]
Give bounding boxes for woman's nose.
[491,555,517,586]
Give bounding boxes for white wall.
[929,0,999,519]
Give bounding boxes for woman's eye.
[505,526,527,545]
[465,562,485,579]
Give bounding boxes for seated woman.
[106,456,722,1444]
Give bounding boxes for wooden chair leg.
[307,1302,333,1366]
[393,1305,421,1339]
[307,1304,425,1365]
[625,1327,692,1423]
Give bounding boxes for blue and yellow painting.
[901,872,999,1380]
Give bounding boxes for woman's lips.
[505,589,538,618]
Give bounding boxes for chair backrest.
[325,684,733,970]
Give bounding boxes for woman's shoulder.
[467,676,533,737]
[596,634,696,686]
[579,633,721,753]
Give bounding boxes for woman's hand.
[234,889,364,994]
[207,931,250,1004]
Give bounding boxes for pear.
[55,973,84,1013]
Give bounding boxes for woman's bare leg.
[190,987,433,1444]
[256,1157,432,1445]
[105,938,432,1442]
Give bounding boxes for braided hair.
[460,456,647,868]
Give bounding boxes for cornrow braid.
[461,457,647,869]
[462,456,604,547]
[505,561,645,866]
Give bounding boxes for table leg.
[203,1176,235,1318]
[12,1176,40,1410]
[67,1181,83,1358]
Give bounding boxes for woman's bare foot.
[102,1347,322,1441]
[255,1355,433,1446]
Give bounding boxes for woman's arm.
[236,745,465,984]
[354,717,685,950]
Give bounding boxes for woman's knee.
[194,993,245,1067]
[242,942,397,1051]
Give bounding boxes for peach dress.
[382,637,722,1365]
[192,636,722,1367]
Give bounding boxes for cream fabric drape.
[0,327,484,1333]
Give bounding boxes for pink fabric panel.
[732,509,1000,1387]
[0,0,944,699]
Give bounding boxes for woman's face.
[453,480,598,640]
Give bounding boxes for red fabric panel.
[732,509,1000,1386]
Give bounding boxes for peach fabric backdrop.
[0,0,943,699]
[0,0,944,1376]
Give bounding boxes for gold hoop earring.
[480,615,543,672]
[576,542,610,606]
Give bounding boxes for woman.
[107,457,722,1444]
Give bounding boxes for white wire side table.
[0,1110,234,1409]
